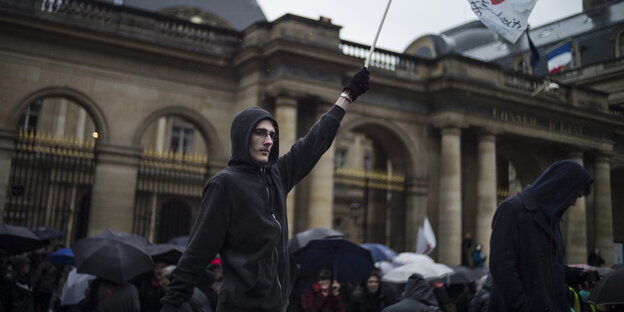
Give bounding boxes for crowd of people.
[0,243,224,312]
[1,241,621,312]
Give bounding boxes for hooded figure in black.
[381,274,440,312]
[161,68,369,312]
[489,160,593,312]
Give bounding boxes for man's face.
[248,119,275,164]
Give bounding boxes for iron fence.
[3,130,96,244]
[133,149,208,243]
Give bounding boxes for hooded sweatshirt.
[382,274,439,312]
[162,105,346,312]
[527,160,593,312]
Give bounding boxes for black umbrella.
[0,223,42,254]
[168,236,189,246]
[294,238,374,283]
[288,228,345,253]
[147,244,186,265]
[588,267,624,306]
[33,226,65,240]
[72,229,153,284]
[432,266,482,284]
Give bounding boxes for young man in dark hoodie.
[161,68,370,312]
[488,160,594,312]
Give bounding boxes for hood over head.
[400,273,438,306]
[228,107,279,168]
[528,160,593,220]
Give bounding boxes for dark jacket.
[489,160,593,312]
[382,274,440,312]
[468,275,491,312]
[162,105,346,311]
[83,279,141,312]
[11,272,35,312]
[348,287,393,312]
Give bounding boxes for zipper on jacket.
[273,213,283,296]
[259,167,284,300]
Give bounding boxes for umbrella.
[60,267,96,306]
[382,261,453,283]
[48,247,75,266]
[33,226,65,240]
[288,228,344,253]
[392,252,435,266]
[360,243,398,262]
[72,229,153,284]
[168,236,189,246]
[433,266,481,284]
[588,267,624,306]
[147,244,186,265]
[0,223,42,254]
[294,238,374,283]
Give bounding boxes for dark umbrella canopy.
[288,228,345,253]
[588,267,624,305]
[72,229,153,284]
[168,236,189,246]
[433,266,482,284]
[33,226,65,240]
[147,244,186,265]
[294,238,374,283]
[0,223,42,254]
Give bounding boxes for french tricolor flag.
[547,42,572,74]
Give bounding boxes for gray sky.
[256,0,583,52]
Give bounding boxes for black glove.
[343,67,370,102]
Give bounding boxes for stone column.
[438,126,462,265]
[307,104,335,229]
[475,131,497,263]
[275,95,298,236]
[0,128,16,223]
[88,143,141,235]
[594,152,614,266]
[566,151,588,264]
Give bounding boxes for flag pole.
[364,0,393,69]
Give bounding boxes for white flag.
[467,0,538,43]
[415,216,436,254]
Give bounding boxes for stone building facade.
[0,0,622,265]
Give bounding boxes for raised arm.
[276,68,369,191]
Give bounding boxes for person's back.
[382,274,440,312]
[85,279,140,312]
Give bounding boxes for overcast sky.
[256,0,583,52]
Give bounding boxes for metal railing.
[3,130,96,244]
[1,0,243,58]
[133,149,208,243]
[340,40,421,72]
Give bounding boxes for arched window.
[17,96,97,140]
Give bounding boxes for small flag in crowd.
[547,42,572,74]
[415,216,436,255]
[467,0,538,43]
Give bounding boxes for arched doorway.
[333,122,412,250]
[133,114,209,242]
[4,96,98,245]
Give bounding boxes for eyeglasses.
[253,129,278,141]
